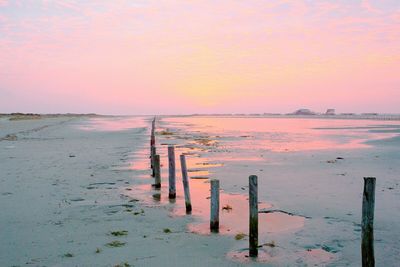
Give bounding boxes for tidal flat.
[1,115,399,266]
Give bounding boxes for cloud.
[0,0,399,113]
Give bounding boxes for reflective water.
[87,115,400,265]
[162,116,400,152]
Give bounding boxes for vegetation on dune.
[8,113,42,121]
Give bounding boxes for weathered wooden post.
[151,146,156,177]
[150,117,155,170]
[362,177,376,267]
[210,179,220,232]
[168,146,176,199]
[180,154,192,213]
[150,118,155,150]
[154,154,161,189]
[249,175,258,257]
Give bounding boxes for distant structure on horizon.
[325,109,335,115]
[362,113,378,116]
[291,109,317,115]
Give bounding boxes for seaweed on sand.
[106,241,126,248]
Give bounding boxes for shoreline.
[2,112,400,121]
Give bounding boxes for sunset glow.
[1,0,399,114]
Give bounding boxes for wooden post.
[150,117,155,165]
[150,134,155,149]
[168,146,176,199]
[362,177,376,267]
[154,154,161,189]
[249,175,258,257]
[180,154,192,213]
[210,179,220,232]
[150,119,155,149]
[151,146,156,177]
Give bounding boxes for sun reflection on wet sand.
[113,116,400,266]
[129,178,305,237]
[119,118,318,238]
[163,116,400,152]
[113,116,364,266]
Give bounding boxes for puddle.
[127,178,305,237]
[187,203,304,236]
[122,118,307,238]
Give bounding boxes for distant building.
[291,109,316,115]
[325,109,335,115]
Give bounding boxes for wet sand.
[127,116,400,265]
[1,115,400,266]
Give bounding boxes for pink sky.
[0,0,399,114]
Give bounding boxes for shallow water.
[162,116,400,152]
[97,115,400,265]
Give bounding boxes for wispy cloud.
[0,0,399,113]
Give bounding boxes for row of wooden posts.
[149,118,189,206]
[149,117,376,265]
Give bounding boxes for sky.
[0,0,399,115]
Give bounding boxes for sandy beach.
[2,1,400,266]
[1,115,400,266]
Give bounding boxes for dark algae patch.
[113,262,131,267]
[106,241,126,248]
[111,230,128,236]
[235,233,246,240]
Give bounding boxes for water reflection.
[123,137,306,236]
[163,116,400,152]
[114,115,387,266]
[130,178,305,236]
